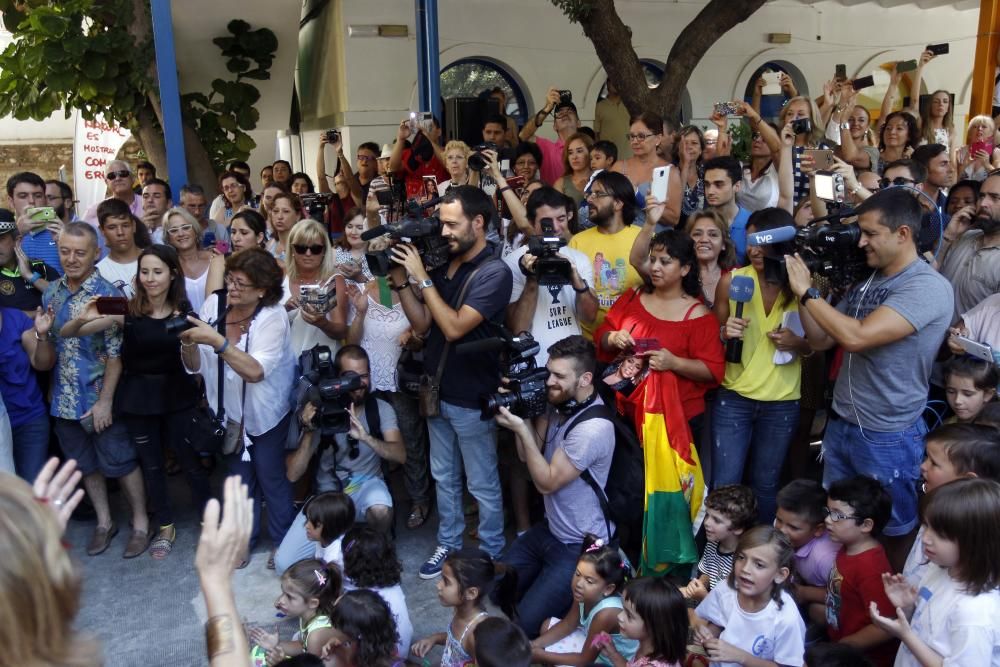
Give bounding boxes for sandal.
[407,504,429,530]
[267,550,275,570]
[149,525,176,560]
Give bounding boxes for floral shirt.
[43,269,123,419]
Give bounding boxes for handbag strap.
[215,289,227,422]
[430,259,495,386]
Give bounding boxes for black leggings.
[122,409,212,527]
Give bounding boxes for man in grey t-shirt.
[788,189,953,570]
[494,335,614,638]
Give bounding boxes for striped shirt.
[697,540,735,590]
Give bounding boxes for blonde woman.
[0,458,100,667]
[438,140,474,194]
[281,219,347,357]
[955,115,1000,181]
[162,207,225,313]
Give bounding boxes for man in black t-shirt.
[0,213,58,314]
[390,185,513,578]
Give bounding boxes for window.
[440,58,528,125]
[598,60,692,123]
[743,61,810,121]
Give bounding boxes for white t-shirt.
[315,535,344,569]
[343,580,412,658]
[96,256,137,298]
[696,583,805,667]
[738,163,779,212]
[896,564,1000,667]
[503,244,594,367]
[902,524,929,588]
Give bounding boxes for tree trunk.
[564,0,767,123]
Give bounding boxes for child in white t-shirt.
[303,491,355,570]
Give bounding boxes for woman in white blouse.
[180,247,296,566]
[280,219,348,358]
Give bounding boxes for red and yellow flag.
[628,370,705,575]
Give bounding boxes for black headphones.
[554,387,598,416]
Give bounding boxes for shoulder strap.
[564,404,616,539]
[683,301,701,321]
[430,259,495,386]
[214,289,227,423]
[364,393,383,440]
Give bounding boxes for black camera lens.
[479,391,520,421]
[164,312,197,336]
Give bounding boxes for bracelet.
[33,329,51,342]
[719,324,728,343]
[534,109,549,126]
[572,280,589,294]
[498,186,512,194]
[801,349,816,359]
[215,340,229,355]
[28,271,42,286]
[205,615,235,660]
[181,340,197,348]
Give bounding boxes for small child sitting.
[681,484,757,603]
[473,617,532,667]
[774,479,841,621]
[823,476,898,667]
[303,491,355,569]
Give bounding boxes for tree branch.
[655,0,767,121]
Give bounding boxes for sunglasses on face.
[878,177,915,189]
[106,170,131,180]
[167,224,194,235]
[293,244,325,255]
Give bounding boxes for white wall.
[297,0,977,176]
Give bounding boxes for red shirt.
[595,288,724,420]
[825,545,899,666]
[325,194,357,236]
[397,147,449,200]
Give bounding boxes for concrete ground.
[68,472,459,667]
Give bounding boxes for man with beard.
[388,185,513,579]
[939,170,1000,319]
[568,170,642,340]
[274,344,406,572]
[788,189,953,570]
[492,335,614,638]
[45,180,77,225]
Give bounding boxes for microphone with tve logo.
[725,275,755,364]
[746,225,797,247]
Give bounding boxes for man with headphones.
[786,188,953,572]
[492,335,615,638]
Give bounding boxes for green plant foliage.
[550,0,594,23]
[0,4,277,172]
[728,121,751,164]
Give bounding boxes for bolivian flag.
[630,370,706,575]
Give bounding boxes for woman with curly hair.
[180,247,296,567]
[322,589,401,667]
[342,525,413,656]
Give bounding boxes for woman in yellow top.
[712,208,811,523]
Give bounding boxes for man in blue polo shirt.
[8,171,62,274]
[703,156,751,264]
[389,185,513,578]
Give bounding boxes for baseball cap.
[0,208,15,237]
[554,100,578,117]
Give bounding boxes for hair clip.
[586,538,605,553]
[314,569,327,586]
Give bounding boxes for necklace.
[226,312,254,333]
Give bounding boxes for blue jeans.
[227,412,296,549]
[711,388,800,523]
[428,401,505,557]
[274,509,315,574]
[12,413,50,482]
[498,522,581,639]
[821,414,926,537]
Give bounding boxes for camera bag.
[185,289,228,455]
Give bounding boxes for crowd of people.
[3,47,1000,667]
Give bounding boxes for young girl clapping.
[870,478,1000,666]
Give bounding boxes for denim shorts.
[821,414,927,536]
[53,418,137,478]
[342,476,393,520]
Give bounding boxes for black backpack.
[564,403,645,558]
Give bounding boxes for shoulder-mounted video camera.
[362,197,451,276]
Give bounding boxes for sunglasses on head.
[293,243,325,255]
[106,170,131,180]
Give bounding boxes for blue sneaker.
[419,545,452,579]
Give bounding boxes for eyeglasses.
[225,275,254,290]
[356,155,374,163]
[878,177,915,189]
[106,170,131,180]
[46,194,65,202]
[823,507,860,523]
[626,132,657,142]
[293,244,325,255]
[166,224,194,235]
[586,191,615,200]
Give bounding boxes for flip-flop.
[407,504,429,529]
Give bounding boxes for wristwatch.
[417,278,434,291]
[839,122,850,130]
[800,287,821,307]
